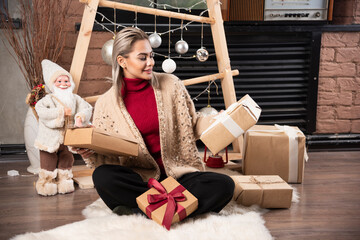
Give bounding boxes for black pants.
[92,165,235,217]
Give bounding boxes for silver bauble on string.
[101,39,114,65]
[199,106,218,116]
[149,32,162,48]
[196,47,209,62]
[175,39,189,55]
[162,58,176,73]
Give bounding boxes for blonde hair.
[111,27,158,99]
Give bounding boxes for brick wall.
[317,32,360,133]
[316,1,360,133]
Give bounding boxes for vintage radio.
[222,0,334,22]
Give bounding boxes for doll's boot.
[57,168,75,194]
[35,169,58,196]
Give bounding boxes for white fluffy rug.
[12,199,272,240]
[12,165,299,240]
[11,188,299,240]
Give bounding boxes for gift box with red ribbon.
[136,176,198,230]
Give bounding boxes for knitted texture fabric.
[122,77,164,173]
[86,72,208,181]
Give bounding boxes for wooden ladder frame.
[71,0,243,157]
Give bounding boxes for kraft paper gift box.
[242,124,308,183]
[64,128,138,157]
[200,94,261,155]
[136,176,198,230]
[231,175,293,208]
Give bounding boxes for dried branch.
[0,0,72,90]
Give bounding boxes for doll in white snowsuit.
[34,59,93,196]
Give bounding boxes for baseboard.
[0,144,26,155]
[307,134,360,151]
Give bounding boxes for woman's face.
[117,39,155,80]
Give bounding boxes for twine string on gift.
[237,176,286,206]
[248,176,285,185]
[146,178,187,230]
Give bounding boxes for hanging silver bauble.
[196,47,209,62]
[199,106,218,116]
[101,39,114,65]
[162,58,176,74]
[175,39,189,55]
[149,32,162,48]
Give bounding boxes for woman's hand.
[71,147,95,159]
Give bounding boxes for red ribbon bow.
[146,178,187,230]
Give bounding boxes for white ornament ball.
[196,47,209,62]
[149,32,162,48]
[101,39,114,66]
[162,58,176,74]
[199,106,218,116]
[175,39,189,55]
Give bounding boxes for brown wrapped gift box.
[242,125,307,183]
[64,128,138,157]
[200,94,261,155]
[136,176,198,229]
[231,175,293,208]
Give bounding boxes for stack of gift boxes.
[201,94,308,209]
[136,94,308,230]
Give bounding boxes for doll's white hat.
[41,59,75,93]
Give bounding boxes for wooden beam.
[84,95,101,104]
[71,0,100,94]
[183,69,239,86]
[83,70,239,104]
[79,0,215,24]
[206,0,241,154]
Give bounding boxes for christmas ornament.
[196,47,209,62]
[175,39,189,55]
[196,21,209,62]
[162,18,176,73]
[199,82,218,116]
[101,39,114,65]
[149,32,162,48]
[175,20,188,55]
[162,58,176,73]
[149,15,162,48]
[101,8,117,66]
[199,106,218,116]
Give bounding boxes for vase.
[24,107,40,174]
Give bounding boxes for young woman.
[75,27,234,217]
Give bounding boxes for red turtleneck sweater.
[122,77,164,173]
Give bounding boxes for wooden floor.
[0,151,359,240]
